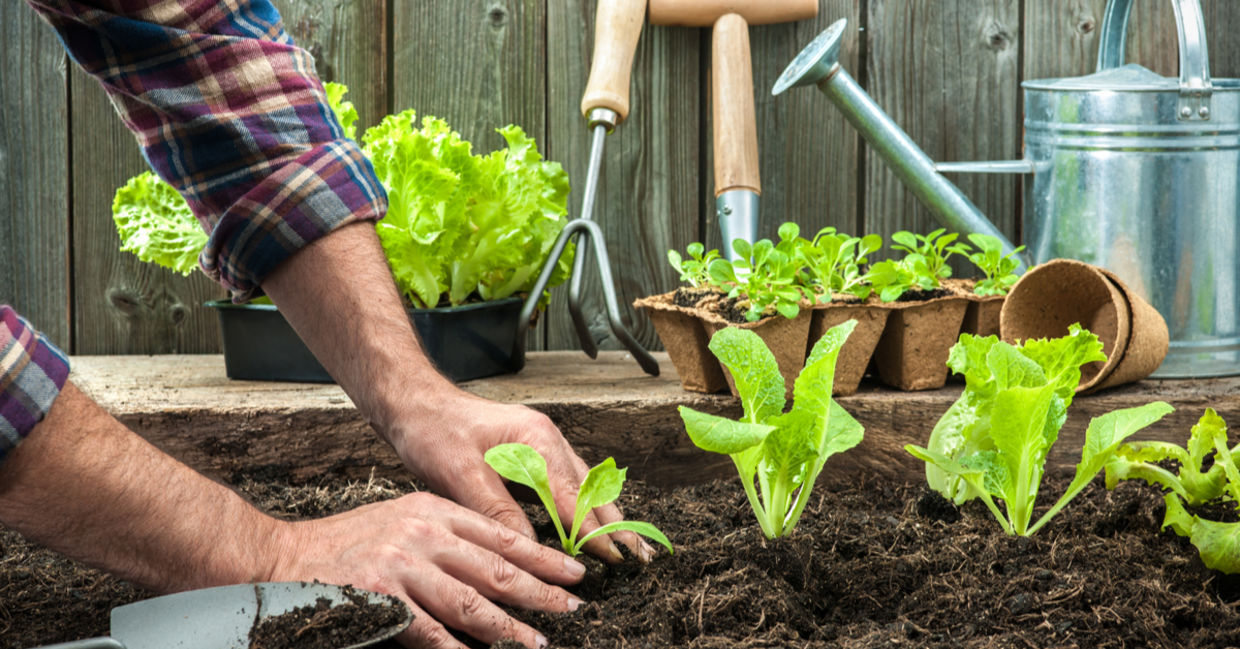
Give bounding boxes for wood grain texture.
[0,6,71,348]
[864,0,1021,272]
[69,66,223,355]
[545,2,702,353]
[274,0,389,134]
[1024,0,1239,82]
[705,1,861,248]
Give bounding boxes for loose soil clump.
[248,587,406,649]
[5,470,1240,648]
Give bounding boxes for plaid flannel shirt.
[4,0,387,463]
[0,307,71,465]
[28,0,387,300]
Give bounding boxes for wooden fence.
[2,0,1237,356]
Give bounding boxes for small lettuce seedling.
[890,229,972,284]
[906,325,1174,536]
[800,228,882,302]
[1107,409,1240,573]
[483,443,672,557]
[708,234,812,322]
[966,233,1024,296]
[667,242,723,289]
[678,321,865,538]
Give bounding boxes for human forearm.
[0,382,283,593]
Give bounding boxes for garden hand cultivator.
[518,0,659,376]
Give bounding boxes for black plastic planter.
[206,297,527,383]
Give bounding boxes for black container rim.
[204,295,526,314]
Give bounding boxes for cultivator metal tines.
[514,0,658,377]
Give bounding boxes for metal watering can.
[773,0,1239,379]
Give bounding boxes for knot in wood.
[488,4,507,26]
[1077,17,1096,35]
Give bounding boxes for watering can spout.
[774,19,1030,271]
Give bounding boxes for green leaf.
[1031,401,1174,534]
[708,327,786,423]
[483,443,566,547]
[987,384,1059,535]
[571,457,626,545]
[1018,324,1106,398]
[323,81,358,141]
[1163,494,1240,574]
[679,406,775,455]
[112,172,207,275]
[576,521,674,555]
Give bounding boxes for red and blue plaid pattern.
[0,307,70,465]
[28,0,387,300]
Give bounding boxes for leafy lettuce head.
[111,171,207,276]
[362,111,573,308]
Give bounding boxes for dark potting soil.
[247,587,407,649]
[5,471,1240,648]
[895,287,952,302]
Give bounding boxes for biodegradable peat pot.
[207,296,527,383]
[808,301,890,396]
[701,309,813,399]
[1000,259,1168,392]
[961,294,1005,337]
[633,292,728,393]
[871,293,970,391]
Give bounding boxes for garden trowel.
[30,582,411,649]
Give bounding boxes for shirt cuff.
[0,306,70,466]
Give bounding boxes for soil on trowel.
[248,585,407,649]
[7,470,1240,649]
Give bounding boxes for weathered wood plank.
[68,67,223,355]
[273,0,389,133]
[704,1,862,247]
[70,352,1240,489]
[863,0,1021,272]
[0,6,71,349]
[1024,0,1238,82]
[544,4,702,353]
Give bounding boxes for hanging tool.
[517,0,660,376]
[648,0,819,258]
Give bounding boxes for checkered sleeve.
[0,306,71,467]
[27,0,387,301]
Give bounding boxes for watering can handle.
[1095,0,1212,121]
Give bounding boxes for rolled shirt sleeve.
[27,0,387,301]
[0,307,71,467]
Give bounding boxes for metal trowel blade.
[110,582,410,649]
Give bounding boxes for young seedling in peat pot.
[667,242,723,289]
[799,227,882,302]
[905,325,1174,536]
[1106,409,1240,573]
[678,320,865,538]
[966,233,1025,296]
[708,223,814,322]
[483,443,673,557]
[868,229,972,303]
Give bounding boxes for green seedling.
[800,228,882,302]
[708,230,813,321]
[483,443,673,557]
[679,321,865,538]
[866,254,938,302]
[906,325,1174,536]
[891,228,972,283]
[668,242,723,289]
[966,233,1025,296]
[1108,409,1240,574]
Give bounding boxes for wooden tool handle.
[580,0,648,123]
[712,13,760,196]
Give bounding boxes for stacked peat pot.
[637,225,1026,396]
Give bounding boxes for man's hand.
[386,395,656,563]
[270,490,585,649]
[262,222,652,562]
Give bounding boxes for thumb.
[456,469,538,541]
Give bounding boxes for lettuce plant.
[708,224,813,321]
[112,171,206,276]
[966,233,1024,296]
[890,229,971,283]
[483,443,672,557]
[800,228,881,302]
[1107,409,1240,573]
[678,321,865,538]
[866,255,938,303]
[906,326,1173,536]
[363,112,573,308]
[667,242,723,289]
